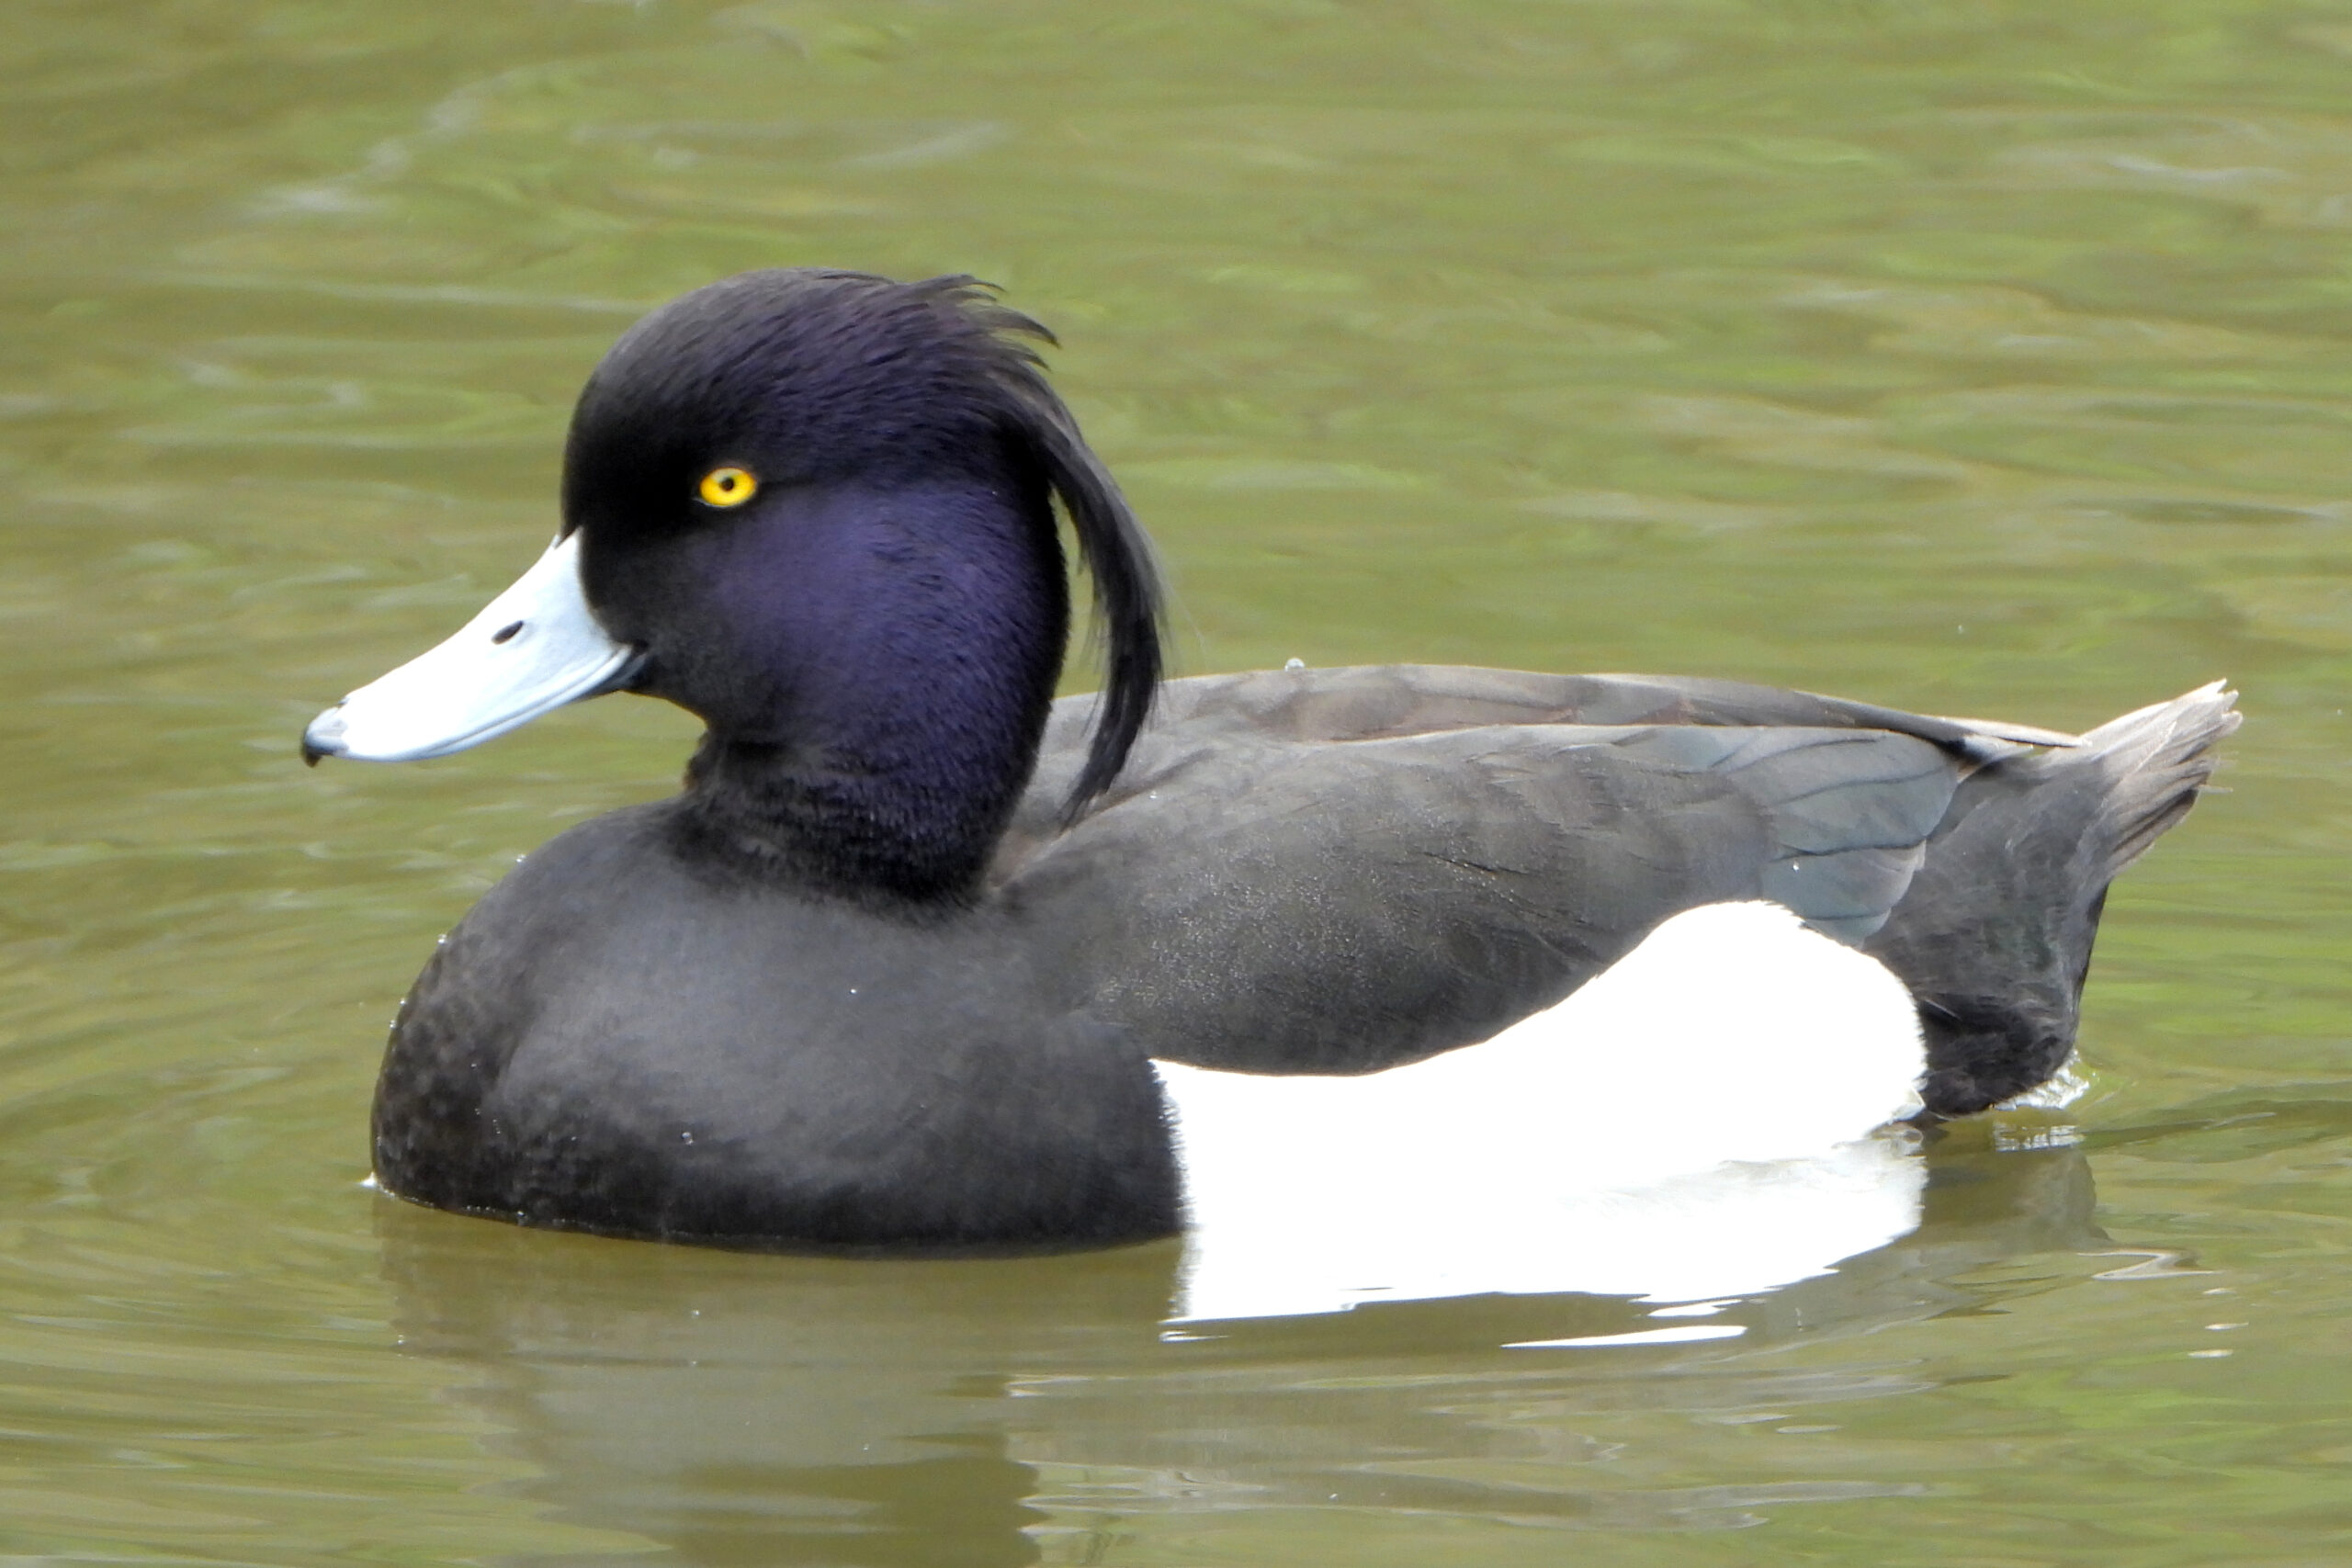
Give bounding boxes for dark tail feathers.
[1866,682,2240,1116]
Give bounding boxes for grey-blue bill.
[300,531,641,765]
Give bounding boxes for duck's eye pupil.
[698,467,758,508]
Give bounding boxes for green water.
[5,0,2350,1561]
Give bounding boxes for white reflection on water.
[364,1135,2097,1561]
[1170,1136,1926,1323]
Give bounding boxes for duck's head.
[301,269,1163,898]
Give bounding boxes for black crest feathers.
[902,275,1165,818]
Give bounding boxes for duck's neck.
[667,479,1069,902]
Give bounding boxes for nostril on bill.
[492,621,525,645]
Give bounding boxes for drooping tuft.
[899,276,1166,818]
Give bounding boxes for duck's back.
[1002,666,2235,1112]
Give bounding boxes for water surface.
[4,2,2349,1562]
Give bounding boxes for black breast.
[370,803,1179,1250]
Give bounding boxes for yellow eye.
[697,466,758,508]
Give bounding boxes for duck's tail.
[1864,682,2240,1116]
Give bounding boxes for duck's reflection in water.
[379,1131,2102,1566]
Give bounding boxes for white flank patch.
[1153,899,1928,1323]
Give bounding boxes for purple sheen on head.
[560,270,1162,846]
[593,471,1069,897]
